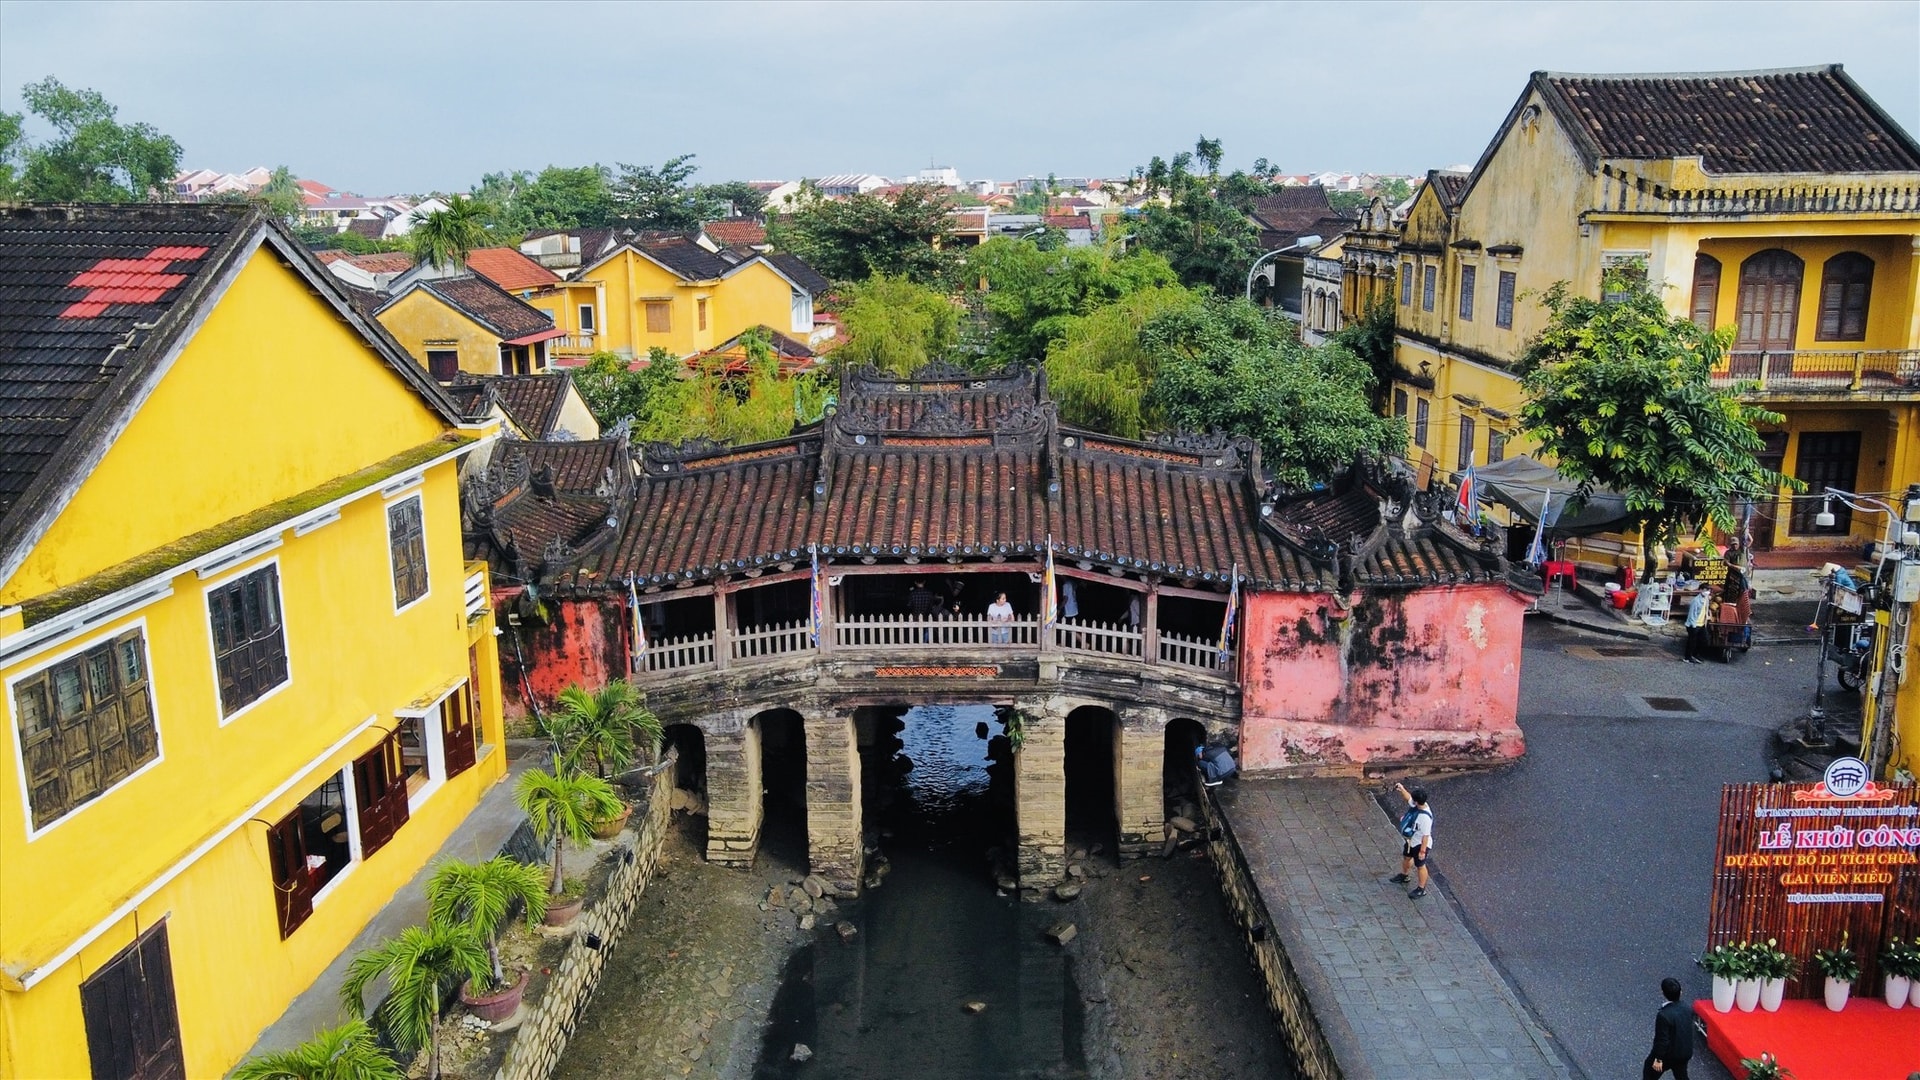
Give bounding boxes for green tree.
[476,165,618,232]
[573,348,684,430]
[254,166,304,225]
[229,1020,402,1080]
[1143,298,1406,487]
[834,274,961,375]
[340,926,489,1080]
[1194,136,1224,179]
[546,679,660,778]
[425,856,549,992]
[768,184,959,286]
[1328,299,1397,411]
[1517,273,1796,576]
[1121,140,1262,296]
[0,110,25,199]
[1044,284,1201,437]
[14,77,181,201]
[408,194,490,270]
[971,237,1178,365]
[611,154,715,231]
[697,179,768,219]
[514,767,623,896]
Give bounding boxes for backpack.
[1399,806,1429,839]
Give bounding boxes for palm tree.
[230,1020,402,1080]
[515,766,622,895]
[426,856,548,991]
[550,680,662,778]
[340,926,489,1080]
[408,193,488,272]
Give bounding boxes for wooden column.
[818,576,836,655]
[713,589,732,670]
[1143,587,1161,665]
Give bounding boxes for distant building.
[813,174,891,197]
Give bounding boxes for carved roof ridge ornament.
[907,398,978,435]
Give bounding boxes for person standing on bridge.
[987,591,1014,644]
[1389,782,1432,899]
[908,579,938,641]
[1643,977,1694,1079]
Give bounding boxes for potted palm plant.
[1881,937,1916,1009]
[515,765,622,925]
[230,1019,401,1080]
[1813,934,1859,1012]
[340,925,490,1080]
[1700,943,1743,1013]
[1754,938,1795,1012]
[427,856,549,1021]
[549,680,662,837]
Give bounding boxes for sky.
[2,0,1916,196]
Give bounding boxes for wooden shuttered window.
[1495,271,1516,329]
[1421,265,1436,311]
[1392,388,1408,417]
[209,564,288,716]
[1458,416,1476,472]
[353,732,410,860]
[387,496,428,609]
[12,629,158,833]
[80,922,185,1080]
[266,811,317,938]
[1690,254,1721,329]
[441,683,478,779]
[1457,265,1475,321]
[1488,428,1507,464]
[1400,262,1413,305]
[1736,249,1802,351]
[645,301,671,333]
[1816,252,1873,342]
[1413,398,1430,448]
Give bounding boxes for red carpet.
[1695,998,1920,1079]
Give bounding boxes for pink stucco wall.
[497,589,625,720]
[1237,583,1527,773]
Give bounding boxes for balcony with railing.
[1710,349,1920,394]
[548,334,599,358]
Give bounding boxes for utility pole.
[1864,483,1919,779]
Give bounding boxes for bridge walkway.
[1216,778,1573,1080]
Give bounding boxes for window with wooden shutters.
[1392,388,1408,417]
[1495,271,1516,329]
[353,732,410,860]
[209,565,288,717]
[1488,428,1507,464]
[1816,253,1873,342]
[426,350,459,382]
[266,809,316,938]
[1400,261,1413,305]
[266,773,352,937]
[11,629,158,833]
[1789,432,1861,535]
[1458,416,1476,471]
[645,301,671,333]
[441,683,477,779]
[1690,254,1721,329]
[1458,265,1475,321]
[1414,398,1430,448]
[80,921,185,1080]
[1421,264,1436,311]
[697,297,708,331]
[387,496,428,610]
[1736,249,1802,351]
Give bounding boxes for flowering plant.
[1739,1051,1793,1079]
[1813,934,1859,983]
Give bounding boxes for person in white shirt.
[986,592,1014,644]
[1389,782,1433,899]
[1683,587,1715,664]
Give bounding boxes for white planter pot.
[1711,974,1736,1013]
[1760,977,1786,1012]
[1910,976,1920,1008]
[1735,977,1762,1011]
[1886,974,1912,1009]
[1825,975,1851,1012]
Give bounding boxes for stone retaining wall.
[496,752,677,1080]
[1201,788,1352,1080]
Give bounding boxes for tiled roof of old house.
[462,436,633,577]
[465,247,562,291]
[760,252,830,294]
[1044,214,1092,231]
[0,203,462,579]
[472,363,1521,597]
[703,218,768,247]
[403,275,557,341]
[449,371,574,437]
[1248,187,1353,250]
[316,250,416,274]
[1425,170,1471,209]
[634,235,735,281]
[1535,65,1920,175]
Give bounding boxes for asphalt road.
[1408,616,1828,1080]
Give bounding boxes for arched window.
[1689,254,1721,330]
[1736,249,1802,351]
[1817,252,1873,342]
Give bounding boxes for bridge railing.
[1159,629,1231,675]
[645,631,717,673]
[1052,618,1144,659]
[834,613,1039,648]
[732,619,816,662]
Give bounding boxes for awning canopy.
[1474,455,1635,535]
[504,326,569,346]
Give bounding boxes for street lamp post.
[1814,486,1920,777]
[1244,236,1323,304]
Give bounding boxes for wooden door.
[266,810,316,938]
[441,682,477,779]
[80,922,185,1080]
[353,733,410,860]
[1735,250,1803,368]
[1790,432,1861,536]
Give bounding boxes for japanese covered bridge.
[465,363,1538,892]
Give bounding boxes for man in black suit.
[1644,977,1694,1079]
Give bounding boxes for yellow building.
[376,274,564,380]
[0,203,507,1079]
[1386,65,1920,566]
[574,236,829,361]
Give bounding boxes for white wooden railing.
[1052,618,1144,659]
[834,613,1039,648]
[645,632,715,673]
[1158,629,1230,674]
[731,619,816,662]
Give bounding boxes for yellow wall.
[376,287,513,380]
[0,243,506,1079]
[576,251,803,360]
[529,280,605,361]
[5,254,449,604]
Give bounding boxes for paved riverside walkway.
[1217,778,1573,1080]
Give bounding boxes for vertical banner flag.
[1455,464,1476,516]
[628,577,648,674]
[1043,536,1059,632]
[809,545,824,646]
[1526,488,1553,566]
[1217,564,1240,665]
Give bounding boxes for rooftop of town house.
[1424,169,1471,210]
[1533,65,1920,175]
[464,246,563,292]
[315,250,417,274]
[0,203,463,575]
[760,251,831,295]
[1248,187,1355,250]
[461,362,1521,599]
[461,434,633,577]
[702,218,768,248]
[446,371,578,438]
[383,273,559,343]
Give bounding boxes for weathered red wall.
[497,589,626,720]
[1238,583,1527,773]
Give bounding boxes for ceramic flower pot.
[590,803,633,839]
[460,968,527,1022]
[1909,977,1920,1007]
[1760,977,1785,1012]
[543,894,586,927]
[1824,976,1850,1012]
[1735,977,1762,1012]
[1885,974,1912,1009]
[1711,975,1736,1013]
